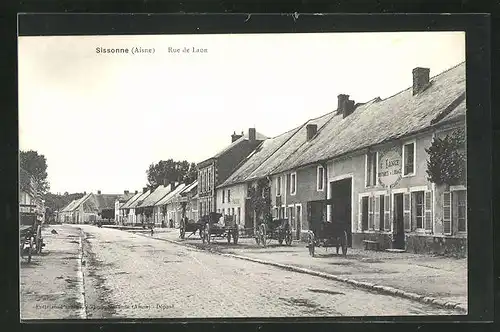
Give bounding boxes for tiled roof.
[120,191,142,209]
[217,128,298,188]
[180,181,197,196]
[155,183,187,206]
[127,190,151,209]
[137,185,173,208]
[278,62,466,173]
[83,194,121,212]
[64,193,92,212]
[118,192,135,203]
[255,112,335,177]
[60,199,79,213]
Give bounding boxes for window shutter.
[368,196,374,230]
[424,190,433,231]
[374,196,380,230]
[359,198,363,231]
[384,194,391,231]
[403,192,411,231]
[443,192,451,235]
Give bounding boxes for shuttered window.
[374,196,380,230]
[456,190,467,232]
[424,190,433,231]
[443,192,452,235]
[403,192,411,231]
[384,194,391,231]
[368,196,374,230]
[412,191,425,229]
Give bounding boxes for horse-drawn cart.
[201,212,239,244]
[306,220,348,256]
[20,216,45,263]
[255,217,292,247]
[179,217,204,239]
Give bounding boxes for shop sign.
[378,148,402,188]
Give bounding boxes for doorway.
[329,178,353,247]
[295,205,302,240]
[393,193,405,249]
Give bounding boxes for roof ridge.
[377,62,465,104]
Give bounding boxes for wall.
[216,140,262,187]
[216,183,247,228]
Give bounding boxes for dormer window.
[365,151,378,187]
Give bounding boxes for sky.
[18,31,466,195]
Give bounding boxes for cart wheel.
[255,228,261,245]
[285,230,292,246]
[233,228,239,244]
[180,227,185,239]
[341,231,348,256]
[227,231,232,244]
[199,227,204,239]
[27,238,33,263]
[308,232,315,257]
[260,224,267,247]
[278,236,284,245]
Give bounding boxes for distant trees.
[146,159,197,189]
[20,150,50,194]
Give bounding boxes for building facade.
[198,128,266,218]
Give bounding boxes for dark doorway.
[393,193,405,249]
[329,178,353,247]
[296,205,302,240]
[361,197,369,231]
[307,201,325,234]
[245,199,254,235]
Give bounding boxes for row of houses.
[59,62,467,256]
[196,62,467,256]
[19,168,45,225]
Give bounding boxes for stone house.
[118,191,142,225]
[197,128,266,218]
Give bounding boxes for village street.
[20,224,464,320]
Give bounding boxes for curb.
[76,228,87,319]
[135,232,467,314]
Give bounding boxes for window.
[237,207,241,223]
[443,192,451,234]
[365,152,377,187]
[290,172,297,195]
[376,195,385,231]
[231,207,235,216]
[403,142,415,176]
[453,190,467,233]
[317,166,324,191]
[383,194,391,231]
[222,190,225,203]
[276,177,282,196]
[412,191,424,229]
[360,196,369,231]
[228,189,231,202]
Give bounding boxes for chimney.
[97,190,101,195]
[231,131,243,143]
[337,94,349,114]
[412,67,430,95]
[248,128,256,142]
[306,124,317,141]
[135,190,138,194]
[170,182,177,191]
[124,190,129,195]
[337,94,356,118]
[142,187,147,193]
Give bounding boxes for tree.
[425,128,466,186]
[146,159,198,189]
[247,178,272,226]
[20,150,50,194]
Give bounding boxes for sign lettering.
[378,148,402,188]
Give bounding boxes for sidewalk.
[20,224,86,320]
[148,228,467,310]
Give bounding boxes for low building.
[126,188,151,226]
[66,191,121,224]
[155,183,187,228]
[114,190,136,223]
[118,191,143,225]
[136,183,176,226]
